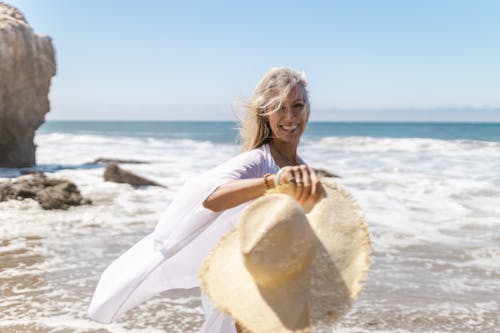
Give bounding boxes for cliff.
[0,2,56,167]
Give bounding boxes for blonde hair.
[239,67,310,152]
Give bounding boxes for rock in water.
[93,157,149,164]
[0,173,92,210]
[0,3,56,167]
[104,163,165,187]
[314,168,341,178]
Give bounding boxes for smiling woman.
[266,85,309,162]
[240,67,310,152]
[204,67,320,212]
[88,67,325,333]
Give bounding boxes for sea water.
[1,121,499,332]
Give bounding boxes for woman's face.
[267,85,308,147]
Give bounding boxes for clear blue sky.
[7,0,500,121]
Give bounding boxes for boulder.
[0,2,56,167]
[0,173,92,210]
[93,158,149,164]
[104,163,165,187]
[315,168,341,178]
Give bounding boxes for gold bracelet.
[263,173,272,191]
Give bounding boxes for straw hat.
[200,180,371,333]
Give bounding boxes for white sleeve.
[89,150,268,324]
[152,149,265,258]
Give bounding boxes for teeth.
[281,124,298,131]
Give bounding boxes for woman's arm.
[203,165,324,212]
[203,175,276,212]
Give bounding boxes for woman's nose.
[282,106,298,120]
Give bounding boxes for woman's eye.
[293,104,304,109]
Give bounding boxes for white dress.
[89,144,281,332]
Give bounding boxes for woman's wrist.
[263,173,274,191]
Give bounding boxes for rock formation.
[94,158,149,164]
[0,2,56,167]
[314,168,340,178]
[0,173,92,210]
[104,163,165,187]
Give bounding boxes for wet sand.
[1,221,499,332]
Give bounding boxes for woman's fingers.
[309,167,320,199]
[282,168,298,198]
[280,165,323,204]
[297,165,311,203]
[292,165,315,203]
[292,167,304,201]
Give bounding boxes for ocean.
[1,121,499,332]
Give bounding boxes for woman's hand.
[276,165,324,204]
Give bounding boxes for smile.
[280,124,298,131]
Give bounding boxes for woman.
[200,67,324,332]
[88,67,323,332]
[204,67,322,211]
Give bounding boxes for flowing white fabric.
[89,144,280,332]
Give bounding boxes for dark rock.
[0,3,56,168]
[103,163,165,187]
[20,169,45,176]
[36,181,91,210]
[93,158,149,164]
[314,168,341,178]
[0,173,91,209]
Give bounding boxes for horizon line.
[42,119,500,124]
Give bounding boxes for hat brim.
[200,180,371,332]
[201,227,314,333]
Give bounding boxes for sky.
[6,0,500,121]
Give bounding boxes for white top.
[89,144,284,332]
